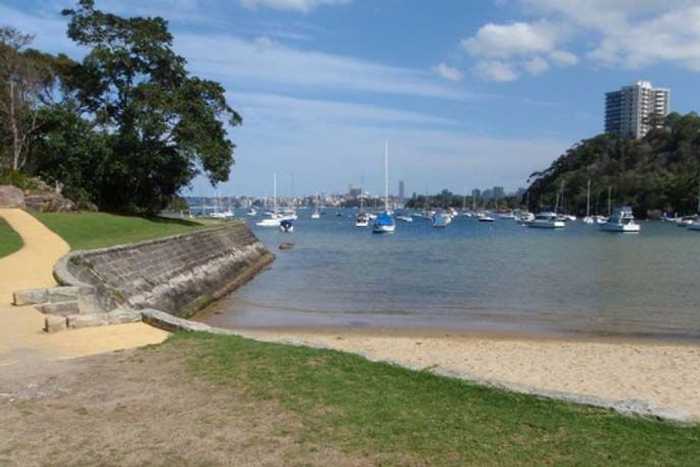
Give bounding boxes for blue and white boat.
[432,210,451,228]
[373,141,396,234]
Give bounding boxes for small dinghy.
[279,219,294,233]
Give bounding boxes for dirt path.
[0,343,367,467]
[0,209,167,368]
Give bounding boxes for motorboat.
[279,219,294,233]
[595,215,608,225]
[517,212,535,224]
[477,212,495,222]
[688,220,700,231]
[527,212,566,229]
[432,210,451,228]
[676,216,696,227]
[583,216,595,224]
[311,209,320,219]
[600,207,640,233]
[355,212,370,227]
[209,210,234,220]
[246,208,257,217]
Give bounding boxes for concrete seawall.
[53,222,274,318]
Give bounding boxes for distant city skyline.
[5,1,700,196]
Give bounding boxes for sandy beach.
[235,326,700,422]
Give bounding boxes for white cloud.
[175,33,469,100]
[474,61,519,82]
[462,21,563,59]
[240,0,350,13]
[433,63,464,82]
[520,0,700,71]
[549,50,578,66]
[232,92,460,128]
[461,20,575,81]
[524,56,549,75]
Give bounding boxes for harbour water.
[200,210,700,341]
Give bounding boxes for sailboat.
[688,182,700,231]
[372,141,396,234]
[311,194,321,219]
[583,179,594,224]
[256,174,288,227]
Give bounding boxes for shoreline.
[221,324,700,422]
[204,322,700,346]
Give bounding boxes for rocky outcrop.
[0,185,25,208]
[54,222,274,318]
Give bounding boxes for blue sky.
[3,0,700,197]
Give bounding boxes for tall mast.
[586,179,591,217]
[462,188,466,211]
[273,173,277,214]
[384,140,389,211]
[608,186,612,216]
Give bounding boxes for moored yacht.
[600,207,640,233]
[432,210,451,228]
[477,211,495,222]
[355,211,370,227]
[372,141,396,234]
[527,212,566,229]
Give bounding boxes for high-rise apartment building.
[605,81,670,139]
[398,180,405,202]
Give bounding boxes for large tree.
[0,27,55,171]
[58,0,241,213]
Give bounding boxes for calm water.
[200,210,700,340]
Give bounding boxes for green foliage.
[32,211,204,250]
[527,112,700,217]
[0,169,39,190]
[17,0,242,214]
[176,332,700,466]
[0,218,22,258]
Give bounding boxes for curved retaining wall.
[54,222,274,318]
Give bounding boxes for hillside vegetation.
[527,112,700,217]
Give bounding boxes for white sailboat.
[372,141,396,234]
[687,184,700,231]
[311,194,321,219]
[583,180,594,224]
[256,174,285,227]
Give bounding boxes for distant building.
[492,186,505,200]
[348,186,362,199]
[605,81,670,139]
[398,180,405,202]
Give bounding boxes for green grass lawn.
[177,332,700,466]
[32,211,206,250]
[0,218,23,258]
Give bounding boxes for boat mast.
[384,140,389,212]
[586,179,591,217]
[462,188,466,211]
[273,173,278,214]
[607,186,612,217]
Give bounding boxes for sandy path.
[0,209,167,367]
[238,328,700,422]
